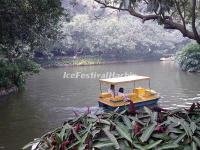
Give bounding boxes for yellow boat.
[98,75,160,111]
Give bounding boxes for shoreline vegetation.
[35,56,158,68]
[0,86,18,97]
[176,43,200,72]
[23,103,200,150]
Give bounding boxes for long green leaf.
[145,140,162,149]
[133,143,146,150]
[103,127,120,149]
[192,142,197,150]
[157,143,179,150]
[118,140,131,149]
[97,118,111,125]
[140,122,157,142]
[129,116,145,126]
[122,115,132,130]
[59,124,70,141]
[22,139,40,150]
[167,127,184,134]
[67,140,81,150]
[190,122,197,133]
[152,133,170,141]
[173,133,186,144]
[193,136,200,148]
[151,112,158,122]
[144,106,152,114]
[180,120,193,138]
[93,141,115,149]
[115,122,132,143]
[78,124,93,150]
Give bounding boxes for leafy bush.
[23,103,200,150]
[0,59,40,88]
[176,43,200,72]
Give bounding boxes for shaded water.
[0,61,200,149]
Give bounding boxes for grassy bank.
[23,103,200,150]
[35,56,158,68]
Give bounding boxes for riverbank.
[35,56,158,68]
[0,86,18,97]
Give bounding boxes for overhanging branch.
[94,0,199,43]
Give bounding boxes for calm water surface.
[0,61,200,149]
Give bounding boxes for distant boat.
[160,56,175,61]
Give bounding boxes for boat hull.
[98,98,159,111]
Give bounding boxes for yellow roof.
[99,75,150,85]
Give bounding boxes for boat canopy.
[99,75,150,85]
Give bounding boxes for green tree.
[94,0,200,44]
[176,43,200,72]
[0,0,67,60]
[0,0,66,88]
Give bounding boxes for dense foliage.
[94,0,200,44]
[59,14,185,58]
[0,0,65,56]
[0,0,65,89]
[176,43,200,72]
[0,59,39,88]
[23,103,200,150]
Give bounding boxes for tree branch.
[192,0,200,43]
[94,0,199,43]
[175,0,187,34]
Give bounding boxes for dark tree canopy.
[94,0,200,44]
[0,0,66,88]
[0,0,67,61]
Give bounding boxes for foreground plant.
[23,103,200,150]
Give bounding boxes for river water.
[0,61,200,149]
